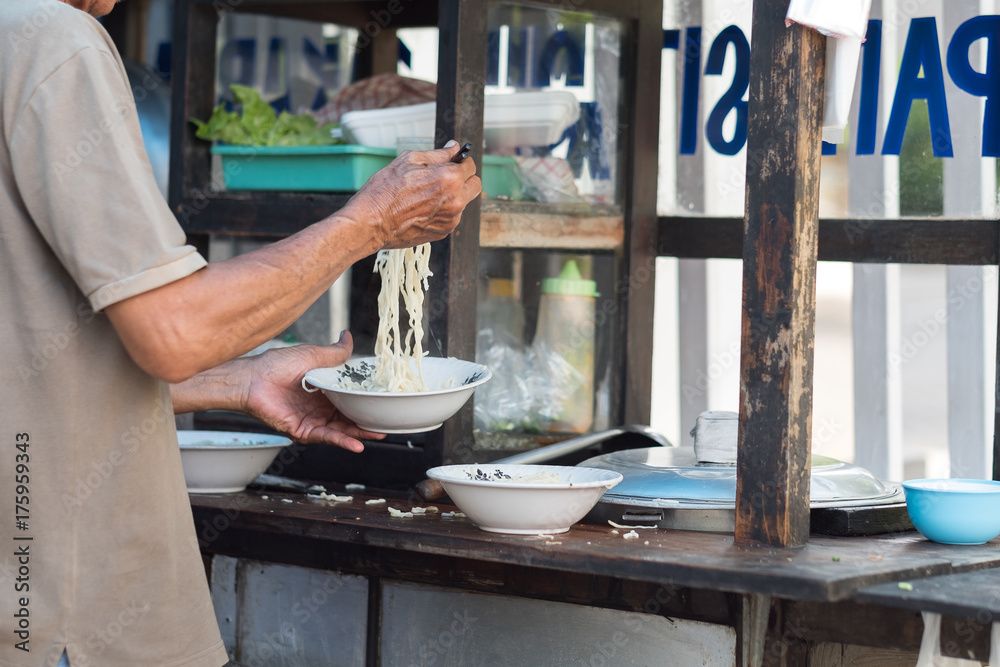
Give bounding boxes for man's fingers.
[420,140,472,165]
[461,175,483,203]
[295,334,354,371]
[324,431,365,452]
[351,427,386,440]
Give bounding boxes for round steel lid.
[580,447,903,508]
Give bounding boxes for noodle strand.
[369,243,432,392]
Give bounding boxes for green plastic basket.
[213,144,523,199]
[481,155,523,201]
[213,144,395,192]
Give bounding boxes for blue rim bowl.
[902,478,1000,545]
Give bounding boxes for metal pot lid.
[579,447,903,509]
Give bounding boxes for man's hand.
[340,140,482,250]
[107,141,481,385]
[171,331,385,452]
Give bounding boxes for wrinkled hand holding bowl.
[902,478,1000,545]
[426,464,623,534]
[178,430,291,493]
[303,356,491,434]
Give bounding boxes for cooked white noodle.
[362,243,432,392]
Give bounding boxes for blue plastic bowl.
[902,479,1000,545]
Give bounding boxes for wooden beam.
[168,0,217,225]
[428,0,486,464]
[369,27,399,75]
[620,1,662,426]
[479,210,624,250]
[734,0,826,547]
[658,217,1000,265]
[995,227,1000,482]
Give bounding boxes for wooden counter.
[192,487,1000,666]
[856,569,1000,619]
[191,489,1000,603]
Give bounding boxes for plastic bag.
[473,328,532,431]
[785,0,871,144]
[515,157,586,204]
[473,332,583,433]
[785,0,870,39]
[822,37,863,144]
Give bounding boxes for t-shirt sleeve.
[8,45,207,312]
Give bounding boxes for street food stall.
[146,0,1000,663]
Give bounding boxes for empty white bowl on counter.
[303,356,491,434]
[426,463,623,534]
[178,430,291,493]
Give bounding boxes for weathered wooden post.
[735,0,826,547]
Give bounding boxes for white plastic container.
[340,101,436,149]
[339,91,580,150]
[483,91,580,149]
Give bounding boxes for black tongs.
[450,142,472,163]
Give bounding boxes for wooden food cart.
[160,0,1000,663]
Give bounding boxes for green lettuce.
[190,84,340,146]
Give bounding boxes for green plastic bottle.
[533,260,599,433]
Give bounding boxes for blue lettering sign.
[881,18,952,157]
[947,15,1000,157]
[679,27,702,155]
[704,25,749,156]
[855,20,882,155]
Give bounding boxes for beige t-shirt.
[0,2,228,666]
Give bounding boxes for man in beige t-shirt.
[0,1,481,666]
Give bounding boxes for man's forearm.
[105,145,478,384]
[107,213,377,383]
[170,358,248,415]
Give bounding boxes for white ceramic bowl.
[178,430,291,493]
[426,464,623,534]
[303,356,491,434]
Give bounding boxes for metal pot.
[580,447,906,534]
